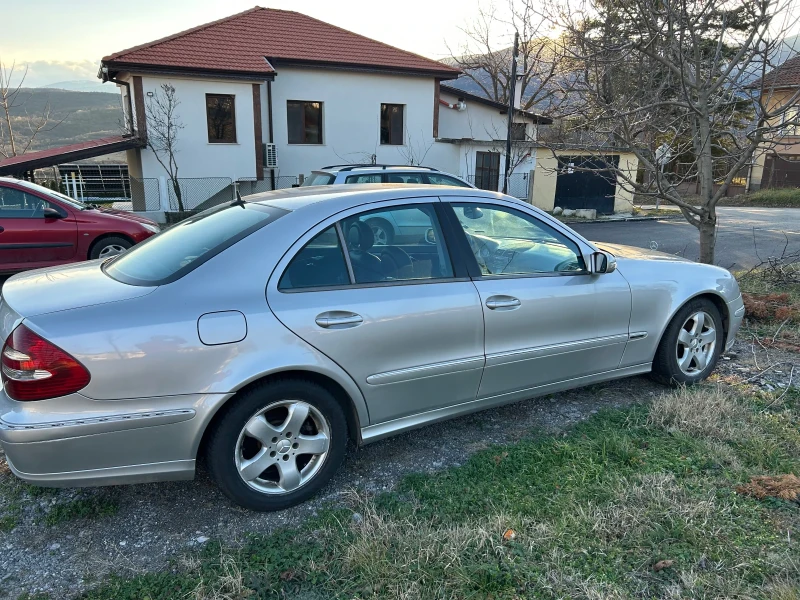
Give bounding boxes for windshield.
[8,179,91,210]
[104,202,286,286]
[301,172,335,186]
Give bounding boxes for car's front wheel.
[206,379,347,511]
[90,236,132,260]
[651,298,723,386]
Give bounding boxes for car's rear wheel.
[650,298,723,386]
[206,379,347,511]
[90,236,132,260]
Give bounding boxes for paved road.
[571,207,800,270]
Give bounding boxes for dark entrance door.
[763,154,800,189]
[554,155,618,214]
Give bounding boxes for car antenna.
[231,188,246,207]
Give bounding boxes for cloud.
[3,59,101,88]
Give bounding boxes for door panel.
[0,187,77,271]
[268,200,485,425]
[473,272,632,400]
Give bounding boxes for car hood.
[0,261,155,317]
[92,206,159,226]
[593,242,692,264]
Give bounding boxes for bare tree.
[544,0,800,263]
[0,59,63,160]
[447,3,570,116]
[145,83,185,211]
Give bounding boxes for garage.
[553,155,620,215]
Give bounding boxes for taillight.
[1,325,90,401]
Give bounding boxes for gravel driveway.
[1,337,796,599]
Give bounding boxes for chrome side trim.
[628,331,648,340]
[485,334,629,366]
[366,356,485,385]
[0,408,196,440]
[361,363,652,443]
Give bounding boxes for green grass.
[745,188,800,208]
[73,384,799,600]
[44,495,119,526]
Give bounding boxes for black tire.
[206,378,347,511]
[90,236,133,260]
[366,218,394,246]
[650,297,724,386]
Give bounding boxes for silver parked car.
[0,186,744,511]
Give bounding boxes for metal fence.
[167,177,234,211]
[128,178,162,211]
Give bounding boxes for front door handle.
[315,311,364,329]
[485,295,521,310]
[0,226,4,233]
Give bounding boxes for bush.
[746,188,800,207]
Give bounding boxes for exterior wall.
[268,68,459,178]
[530,148,639,213]
[135,74,260,181]
[750,88,800,190]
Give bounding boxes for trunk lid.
[0,261,156,318]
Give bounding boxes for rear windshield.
[103,203,286,286]
[301,172,335,186]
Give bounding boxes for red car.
[0,177,159,274]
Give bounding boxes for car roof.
[246,183,509,212]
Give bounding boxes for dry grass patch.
[736,474,800,503]
[647,385,748,441]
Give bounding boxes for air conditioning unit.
[262,143,278,169]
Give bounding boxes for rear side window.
[301,173,335,186]
[345,174,382,184]
[104,203,286,285]
[279,226,350,290]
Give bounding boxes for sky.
[1,0,504,87]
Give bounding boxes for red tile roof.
[0,136,143,176]
[103,7,460,78]
[752,54,800,90]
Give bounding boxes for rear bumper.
[0,390,231,487]
[726,294,745,351]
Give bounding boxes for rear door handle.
[315,311,364,329]
[485,295,521,310]
[0,226,4,233]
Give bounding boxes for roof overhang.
[440,84,553,124]
[265,58,460,80]
[0,136,144,177]
[101,61,276,83]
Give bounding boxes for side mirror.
[43,207,64,219]
[424,228,437,244]
[591,251,616,274]
[462,206,484,220]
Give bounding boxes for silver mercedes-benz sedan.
[0,186,744,511]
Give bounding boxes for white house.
[99,7,548,217]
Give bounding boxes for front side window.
[206,94,237,143]
[475,152,500,191]
[288,101,323,144]
[424,174,472,188]
[301,172,335,186]
[451,203,586,276]
[380,104,404,145]
[105,203,285,286]
[0,187,51,218]
[279,226,350,290]
[342,204,453,284]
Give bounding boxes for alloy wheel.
[234,400,331,494]
[98,244,128,259]
[675,310,717,375]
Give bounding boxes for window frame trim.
[287,99,324,145]
[440,200,595,280]
[205,93,238,144]
[271,196,464,294]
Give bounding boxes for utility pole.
[502,31,519,195]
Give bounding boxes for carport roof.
[0,136,144,177]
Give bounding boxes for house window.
[510,123,527,141]
[206,94,237,143]
[380,104,404,145]
[475,151,501,191]
[287,101,323,144]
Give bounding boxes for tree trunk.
[698,216,716,264]
[172,180,185,212]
